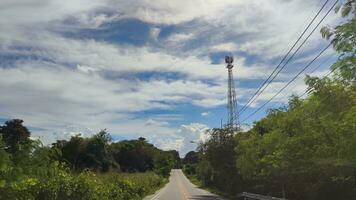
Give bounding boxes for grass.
[0,169,168,200]
[183,173,236,200]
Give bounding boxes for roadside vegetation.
[0,120,180,200]
[183,1,355,200]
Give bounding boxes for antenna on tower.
[225,55,240,132]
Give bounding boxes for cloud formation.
[201,112,210,117]
[0,0,339,154]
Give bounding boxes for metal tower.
[225,56,239,131]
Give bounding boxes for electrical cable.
[238,0,339,115]
[241,42,332,123]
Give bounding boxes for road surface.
[145,169,226,200]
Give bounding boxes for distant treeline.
[183,1,356,200]
[0,120,180,200]
[52,131,181,174]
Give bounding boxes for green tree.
[197,128,242,194]
[182,151,199,177]
[53,131,118,172]
[84,130,116,172]
[0,119,31,155]
[110,139,156,172]
[53,135,86,171]
[183,151,199,165]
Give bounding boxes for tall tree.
[198,128,242,193]
[0,119,31,154]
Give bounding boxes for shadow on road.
[189,195,223,200]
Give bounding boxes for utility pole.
[225,55,239,132]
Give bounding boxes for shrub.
[0,165,166,200]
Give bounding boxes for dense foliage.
[182,151,199,175]
[52,134,180,176]
[0,120,179,200]
[186,1,356,200]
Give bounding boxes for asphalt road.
[145,169,226,200]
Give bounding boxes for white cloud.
[150,27,161,40]
[0,61,220,153]
[165,33,195,43]
[77,64,98,73]
[0,0,105,39]
[172,123,210,156]
[0,0,338,60]
[108,0,238,25]
[2,30,273,83]
[201,112,210,117]
[0,0,341,154]
[243,79,307,108]
[240,123,252,132]
[210,42,238,52]
[110,121,210,157]
[154,138,184,153]
[31,124,95,145]
[0,61,231,119]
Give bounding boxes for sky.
[0,0,341,156]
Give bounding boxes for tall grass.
[0,167,166,200]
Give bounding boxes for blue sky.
[0,0,340,155]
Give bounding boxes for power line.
[278,52,334,99]
[241,42,332,123]
[298,88,311,98]
[309,54,335,74]
[238,0,331,113]
[298,63,339,98]
[239,0,339,115]
[239,0,338,115]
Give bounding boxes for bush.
[0,163,166,200]
[0,122,172,200]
